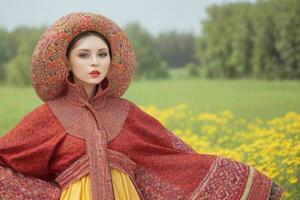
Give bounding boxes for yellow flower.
[287,168,294,174]
[201,125,217,135]
[140,105,300,197]
[197,113,218,121]
[288,176,298,184]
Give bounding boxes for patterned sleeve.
[0,165,60,199]
[0,103,64,199]
[268,182,284,200]
[109,100,284,200]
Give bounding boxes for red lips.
[88,70,100,75]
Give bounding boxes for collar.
[63,73,110,106]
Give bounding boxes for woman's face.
[67,35,111,86]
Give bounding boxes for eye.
[78,53,88,58]
[98,52,108,57]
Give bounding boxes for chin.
[75,74,106,86]
[87,77,105,85]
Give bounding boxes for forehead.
[72,35,109,50]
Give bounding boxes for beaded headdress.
[31,12,136,101]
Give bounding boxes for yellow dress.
[60,168,140,200]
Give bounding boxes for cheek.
[102,62,110,76]
[103,58,111,68]
[70,59,86,70]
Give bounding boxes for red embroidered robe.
[0,78,283,200]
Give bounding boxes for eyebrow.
[76,48,108,52]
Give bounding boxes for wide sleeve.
[108,101,284,200]
[0,103,65,199]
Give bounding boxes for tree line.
[198,0,300,79]
[0,0,299,86]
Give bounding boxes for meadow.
[0,78,299,199]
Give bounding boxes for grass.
[125,78,300,119]
[1,78,300,134]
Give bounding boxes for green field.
[126,78,300,118]
[1,78,300,134]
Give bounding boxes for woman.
[0,12,283,200]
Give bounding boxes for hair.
[66,31,111,58]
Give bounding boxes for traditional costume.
[0,12,283,200]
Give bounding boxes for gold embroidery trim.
[240,167,255,200]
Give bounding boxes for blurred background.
[0,0,299,199]
[0,0,299,83]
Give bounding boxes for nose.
[91,55,99,67]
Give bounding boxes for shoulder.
[117,98,144,113]
[19,103,63,128]
[120,98,163,126]
[21,103,54,119]
[113,97,151,119]
[2,103,65,140]
[99,96,133,116]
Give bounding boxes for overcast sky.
[0,0,255,35]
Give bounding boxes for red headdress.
[31,12,135,101]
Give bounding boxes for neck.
[65,74,110,106]
[83,84,99,101]
[72,77,100,101]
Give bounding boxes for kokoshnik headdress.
[31,12,136,101]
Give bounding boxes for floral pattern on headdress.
[31,12,136,101]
